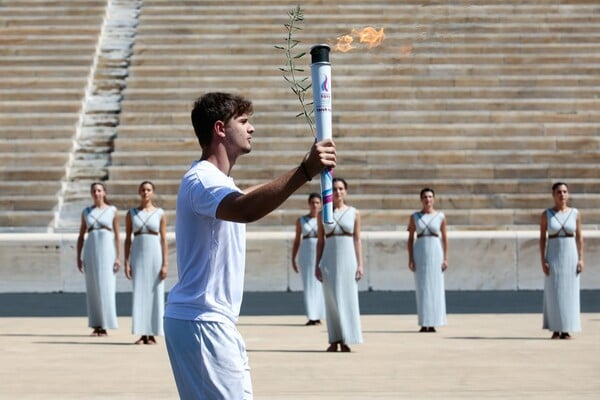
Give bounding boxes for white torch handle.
[310,53,333,224]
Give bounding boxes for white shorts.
[165,318,253,399]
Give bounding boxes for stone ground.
[0,292,599,399]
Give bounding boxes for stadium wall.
[0,232,598,293]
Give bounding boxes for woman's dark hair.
[191,92,253,148]
[139,180,155,191]
[332,177,348,189]
[90,182,110,205]
[420,187,435,199]
[308,192,321,202]
[552,182,568,193]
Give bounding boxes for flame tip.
[331,26,385,53]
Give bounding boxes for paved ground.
[1,292,599,399]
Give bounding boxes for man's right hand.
[304,139,336,179]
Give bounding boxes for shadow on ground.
[1,290,599,317]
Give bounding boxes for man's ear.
[214,120,226,138]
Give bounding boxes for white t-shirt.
[165,160,246,324]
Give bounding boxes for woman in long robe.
[77,182,121,336]
[291,193,325,325]
[540,182,584,339]
[316,178,363,352]
[407,188,448,332]
[125,181,168,344]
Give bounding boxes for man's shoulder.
[184,160,230,184]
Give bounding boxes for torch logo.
[320,75,329,92]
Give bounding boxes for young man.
[164,92,336,399]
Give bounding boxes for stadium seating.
[108,0,600,230]
[1,0,599,232]
[0,0,107,231]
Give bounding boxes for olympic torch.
[310,44,334,224]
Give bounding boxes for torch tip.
[310,44,330,63]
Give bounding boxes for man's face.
[224,113,254,154]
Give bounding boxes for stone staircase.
[1,0,599,232]
[0,0,107,232]
[107,0,600,230]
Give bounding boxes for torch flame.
[332,27,385,52]
[353,27,385,48]
[334,34,355,53]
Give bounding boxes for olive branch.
[274,5,314,136]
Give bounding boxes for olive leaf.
[275,5,315,135]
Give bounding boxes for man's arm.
[216,139,335,223]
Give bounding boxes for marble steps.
[1,153,69,167]
[111,136,599,152]
[0,77,92,91]
[114,123,600,139]
[134,23,600,37]
[109,149,600,168]
[102,178,600,197]
[0,196,58,211]
[8,207,589,230]
[119,98,600,113]
[138,0,600,9]
[0,55,100,67]
[12,96,596,114]
[0,211,55,231]
[0,89,84,102]
[130,42,600,57]
[0,113,81,127]
[4,110,597,128]
[97,192,600,213]
[122,75,600,90]
[0,181,62,196]
[121,86,600,101]
[124,64,600,79]
[0,66,92,79]
[3,206,596,232]
[0,167,65,181]
[127,53,600,67]
[0,138,73,153]
[1,126,78,140]
[116,110,600,126]
[0,101,82,113]
[106,163,595,181]
[138,32,600,47]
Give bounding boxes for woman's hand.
[113,260,121,273]
[542,261,550,276]
[408,260,415,272]
[441,259,448,272]
[77,259,84,273]
[315,266,322,282]
[159,265,168,280]
[125,262,132,280]
[355,265,364,281]
[576,260,584,275]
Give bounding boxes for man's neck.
[201,148,237,176]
